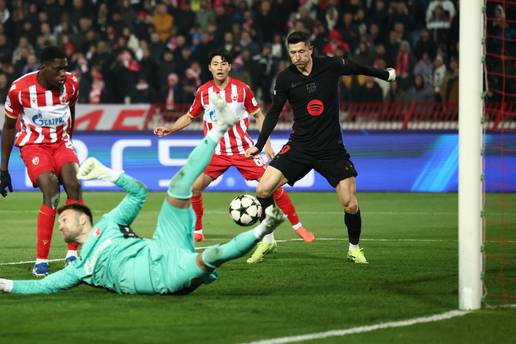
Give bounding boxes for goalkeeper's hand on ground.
[0,278,13,293]
[77,157,122,183]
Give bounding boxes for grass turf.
[0,191,514,343]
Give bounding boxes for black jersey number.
[117,224,140,238]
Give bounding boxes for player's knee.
[256,184,273,198]
[344,202,358,214]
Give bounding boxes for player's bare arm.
[154,113,194,137]
[252,109,275,160]
[0,115,17,197]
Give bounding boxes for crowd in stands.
[0,0,483,108]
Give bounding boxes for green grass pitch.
[0,191,515,343]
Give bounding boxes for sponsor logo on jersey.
[208,109,216,121]
[31,112,65,126]
[306,99,324,116]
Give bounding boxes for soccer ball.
[229,194,262,226]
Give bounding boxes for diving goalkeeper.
[0,93,284,295]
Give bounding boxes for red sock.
[37,204,56,259]
[65,199,84,250]
[273,187,300,226]
[191,194,204,231]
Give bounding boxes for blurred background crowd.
[0,0,510,109]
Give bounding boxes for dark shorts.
[269,143,358,188]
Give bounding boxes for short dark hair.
[40,45,66,64]
[208,49,231,64]
[58,203,93,225]
[286,31,311,47]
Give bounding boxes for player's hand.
[153,127,172,137]
[77,157,122,183]
[0,278,13,293]
[244,146,260,158]
[0,170,13,198]
[386,68,396,81]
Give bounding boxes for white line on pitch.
[243,310,471,344]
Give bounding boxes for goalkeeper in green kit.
[0,93,285,295]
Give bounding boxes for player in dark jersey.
[245,31,396,263]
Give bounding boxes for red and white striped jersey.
[188,78,260,156]
[4,71,79,147]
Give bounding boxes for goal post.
[458,0,484,310]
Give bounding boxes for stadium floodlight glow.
[458,0,483,310]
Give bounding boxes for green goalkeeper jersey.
[11,174,214,295]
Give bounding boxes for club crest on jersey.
[306,82,317,94]
[94,227,101,237]
[32,156,40,166]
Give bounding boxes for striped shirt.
[188,78,260,156]
[4,71,79,147]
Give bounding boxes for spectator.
[432,55,447,99]
[395,40,415,90]
[88,65,105,104]
[195,0,216,32]
[439,57,459,103]
[0,71,8,101]
[385,80,405,102]
[129,76,156,103]
[404,74,434,102]
[414,29,437,60]
[413,51,433,86]
[357,77,384,102]
[162,72,181,111]
[152,3,173,43]
[323,30,350,57]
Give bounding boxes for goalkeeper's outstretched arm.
[1,267,81,294]
[77,158,148,226]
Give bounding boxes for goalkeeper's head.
[57,204,94,244]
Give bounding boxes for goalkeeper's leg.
[167,95,239,200]
[201,206,284,268]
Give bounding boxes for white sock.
[262,233,275,244]
[349,243,360,251]
[207,124,227,142]
[292,222,302,230]
[35,258,48,265]
[66,250,78,258]
[194,229,203,235]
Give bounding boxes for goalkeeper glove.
[0,170,13,197]
[0,278,13,293]
[77,157,122,183]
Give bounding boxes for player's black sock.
[344,209,361,245]
[257,196,275,221]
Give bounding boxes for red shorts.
[20,140,79,187]
[204,154,266,181]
